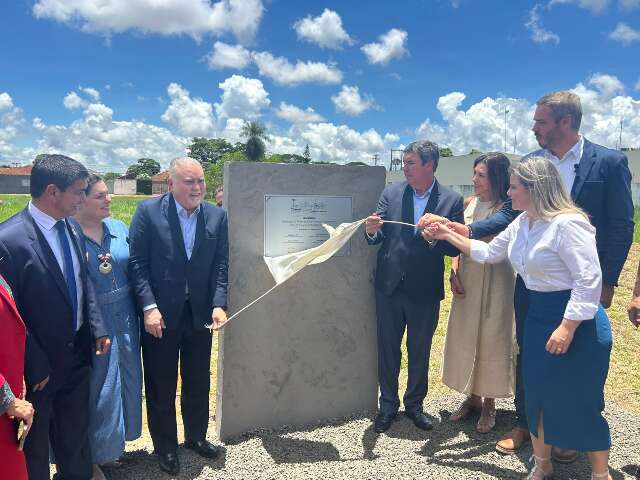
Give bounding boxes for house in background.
[0,165,33,194]
[151,170,170,195]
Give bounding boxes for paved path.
[99,395,640,479]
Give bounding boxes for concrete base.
[216,162,385,441]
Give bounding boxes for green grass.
[2,195,640,413]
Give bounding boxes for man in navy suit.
[0,154,110,480]
[366,140,464,433]
[129,157,228,475]
[422,91,634,458]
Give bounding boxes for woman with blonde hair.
[425,156,612,480]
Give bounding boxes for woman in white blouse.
[425,156,612,480]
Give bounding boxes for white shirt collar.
[174,198,201,218]
[546,135,583,163]
[412,180,435,199]
[28,201,60,231]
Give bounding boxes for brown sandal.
[450,398,481,422]
[476,405,496,433]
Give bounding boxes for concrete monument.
[216,162,385,441]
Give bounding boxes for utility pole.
[372,153,379,166]
[504,108,510,153]
[618,118,623,150]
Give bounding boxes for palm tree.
[240,121,268,162]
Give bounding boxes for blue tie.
[55,220,78,329]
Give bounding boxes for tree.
[438,147,453,157]
[240,121,268,162]
[302,144,311,163]
[102,172,121,182]
[469,148,483,155]
[204,150,248,194]
[125,158,161,178]
[188,137,237,165]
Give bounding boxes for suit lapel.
[166,194,188,261]
[0,277,25,329]
[423,180,440,216]
[571,139,597,200]
[22,209,71,306]
[190,206,206,260]
[401,185,414,240]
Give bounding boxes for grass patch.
[2,195,640,413]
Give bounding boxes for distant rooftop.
[0,165,33,176]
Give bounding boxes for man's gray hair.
[404,140,439,170]
[536,91,582,131]
[169,157,201,178]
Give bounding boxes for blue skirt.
[523,290,612,452]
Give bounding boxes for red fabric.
[0,279,28,480]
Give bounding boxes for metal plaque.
[264,195,353,257]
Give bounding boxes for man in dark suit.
[0,154,110,480]
[129,157,228,475]
[366,140,464,433]
[423,91,634,459]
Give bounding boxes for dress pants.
[513,275,529,429]
[141,301,213,455]
[376,286,439,415]
[25,333,92,480]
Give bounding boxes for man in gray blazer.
[366,140,464,433]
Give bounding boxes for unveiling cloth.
[441,198,517,398]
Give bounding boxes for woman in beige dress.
[443,152,516,433]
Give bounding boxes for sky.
[1,0,640,172]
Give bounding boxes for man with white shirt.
[129,157,228,475]
[0,154,110,480]
[422,91,634,460]
[365,140,464,433]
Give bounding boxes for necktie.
[55,220,78,329]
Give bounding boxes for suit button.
[67,342,74,349]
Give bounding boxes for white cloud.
[33,101,188,171]
[32,0,264,43]
[80,86,100,101]
[275,102,324,124]
[415,74,640,154]
[296,122,390,162]
[525,5,560,44]
[361,28,408,65]
[635,78,640,91]
[215,75,270,120]
[609,22,640,45]
[252,51,342,86]
[161,83,216,137]
[0,94,35,163]
[331,85,378,116]
[63,91,86,110]
[206,41,251,70]
[293,9,353,49]
[587,73,624,97]
[548,0,610,12]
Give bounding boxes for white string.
[207,219,427,330]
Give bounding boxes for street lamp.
[504,108,510,153]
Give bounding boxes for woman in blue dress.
[74,174,142,479]
[425,157,612,480]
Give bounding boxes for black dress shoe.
[405,411,433,431]
[374,412,396,433]
[184,439,222,459]
[157,452,180,475]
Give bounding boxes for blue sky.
[1,0,640,172]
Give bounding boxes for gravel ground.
[94,394,640,480]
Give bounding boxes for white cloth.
[28,201,84,329]
[527,136,583,193]
[469,211,601,321]
[264,219,366,285]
